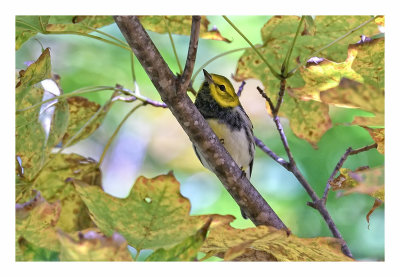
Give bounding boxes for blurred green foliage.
[15,16,384,260]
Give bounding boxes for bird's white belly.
[206,119,252,178]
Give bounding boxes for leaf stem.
[98,103,143,166]
[44,30,132,51]
[191,46,259,84]
[164,17,183,74]
[16,86,116,113]
[130,52,137,87]
[282,16,305,77]
[222,15,282,80]
[287,16,377,77]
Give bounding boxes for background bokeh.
[16,16,384,260]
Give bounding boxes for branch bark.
[113,15,287,230]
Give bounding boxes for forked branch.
[114,15,287,230]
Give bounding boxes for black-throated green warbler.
[194,69,255,218]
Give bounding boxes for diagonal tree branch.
[113,15,287,230]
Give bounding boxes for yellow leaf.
[201,224,353,261]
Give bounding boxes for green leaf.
[15,16,50,50]
[23,153,102,233]
[58,229,133,261]
[16,191,61,253]
[74,173,233,250]
[46,16,114,33]
[138,16,231,42]
[146,219,211,261]
[61,96,113,146]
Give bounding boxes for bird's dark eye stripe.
[219,85,226,91]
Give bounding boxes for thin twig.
[322,143,378,201]
[98,103,144,166]
[179,16,201,94]
[349,143,378,155]
[257,86,295,166]
[164,16,183,74]
[256,86,275,112]
[256,83,353,258]
[237,81,246,97]
[254,136,290,170]
[274,79,286,116]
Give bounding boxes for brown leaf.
[58,229,133,261]
[366,199,383,227]
[362,127,384,154]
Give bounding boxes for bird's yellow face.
[202,70,240,108]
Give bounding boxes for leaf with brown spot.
[200,224,353,261]
[320,78,384,120]
[16,191,61,253]
[331,166,384,201]
[349,37,384,90]
[362,127,384,154]
[22,153,102,233]
[16,49,69,180]
[138,16,230,42]
[45,16,114,33]
[15,16,50,50]
[58,229,133,261]
[74,173,234,250]
[61,96,112,146]
[288,58,363,102]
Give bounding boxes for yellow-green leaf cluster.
[16,49,69,180]
[235,16,382,146]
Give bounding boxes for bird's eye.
[219,85,226,91]
[203,82,209,87]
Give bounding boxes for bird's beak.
[203,69,214,84]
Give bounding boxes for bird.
[193,69,255,218]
